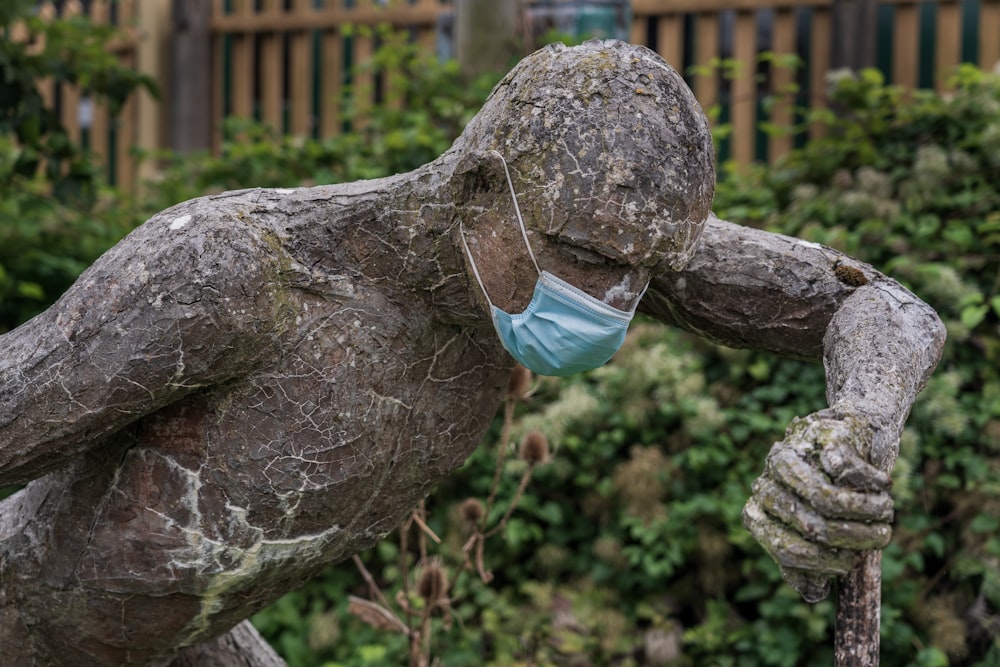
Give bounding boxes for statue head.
[454,39,715,271]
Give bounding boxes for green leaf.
[924,532,946,558]
[15,281,44,301]
[970,513,1000,533]
[961,303,989,329]
[357,644,387,663]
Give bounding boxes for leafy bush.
[712,64,1000,665]
[0,0,154,331]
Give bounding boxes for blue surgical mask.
[461,151,647,377]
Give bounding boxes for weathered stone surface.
[0,40,943,664]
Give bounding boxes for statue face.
[459,40,716,271]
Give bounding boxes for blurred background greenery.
[1,5,998,666]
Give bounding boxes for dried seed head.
[519,430,550,465]
[417,562,449,603]
[460,497,484,524]
[507,364,532,400]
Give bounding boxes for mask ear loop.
[460,150,543,309]
[459,222,496,310]
[490,150,541,277]
[629,278,651,314]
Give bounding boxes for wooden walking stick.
[836,551,882,666]
[834,416,902,667]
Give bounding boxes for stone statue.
[0,40,944,665]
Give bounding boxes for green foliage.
[715,64,1000,665]
[0,142,138,330]
[0,3,154,331]
[0,4,155,200]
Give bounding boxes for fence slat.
[693,13,721,109]
[416,24,437,54]
[230,0,255,121]
[89,2,111,168]
[259,0,284,131]
[655,14,685,73]
[213,2,226,152]
[893,3,920,88]
[135,0,169,185]
[631,13,649,45]
[935,0,962,87]
[350,30,376,130]
[321,29,345,138]
[809,5,831,138]
[768,7,797,160]
[980,0,1000,69]
[60,2,85,147]
[116,0,139,192]
[34,2,58,113]
[731,10,758,164]
[289,0,315,137]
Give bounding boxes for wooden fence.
[632,0,1000,163]
[206,0,1000,167]
[210,0,449,146]
[21,0,1000,188]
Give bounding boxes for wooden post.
[258,0,283,132]
[982,0,1000,71]
[831,0,877,70]
[455,0,519,77]
[730,9,757,165]
[136,0,171,185]
[836,551,882,666]
[934,0,961,90]
[170,0,213,153]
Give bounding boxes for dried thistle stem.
[482,397,516,531]
[352,554,404,626]
[411,507,442,545]
[484,466,535,539]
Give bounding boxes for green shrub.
[0,0,154,331]
[714,64,1000,665]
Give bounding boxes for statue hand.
[742,410,894,602]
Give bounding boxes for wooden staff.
[835,548,883,665]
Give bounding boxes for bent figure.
[0,40,944,665]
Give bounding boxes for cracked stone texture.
[0,40,943,665]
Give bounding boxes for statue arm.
[0,196,290,486]
[641,213,944,391]
[641,214,946,600]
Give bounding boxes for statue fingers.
[753,476,892,550]
[751,475,828,542]
[766,445,894,522]
[824,518,892,550]
[745,495,868,603]
[742,497,857,576]
[819,438,891,492]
